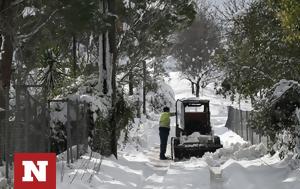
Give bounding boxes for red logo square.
[14,153,56,189]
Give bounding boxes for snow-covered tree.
[173,8,220,97]
[117,0,196,113]
[216,0,300,100]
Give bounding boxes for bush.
[90,93,134,156]
[249,80,300,157]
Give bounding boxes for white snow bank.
[203,143,268,167]
[221,156,300,189]
[119,116,161,152]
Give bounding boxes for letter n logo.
[14,153,56,189]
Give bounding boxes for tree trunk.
[191,81,195,94]
[0,0,14,166]
[195,77,202,97]
[195,83,200,97]
[142,60,146,115]
[0,35,13,89]
[0,35,14,155]
[108,0,118,159]
[72,35,77,76]
[195,81,200,98]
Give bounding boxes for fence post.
[25,90,30,152]
[250,128,254,144]
[239,109,244,139]
[259,130,262,143]
[83,102,88,153]
[245,111,249,141]
[66,100,73,164]
[76,100,79,160]
[225,106,231,130]
[234,108,238,135]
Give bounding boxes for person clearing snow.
[159,107,175,160]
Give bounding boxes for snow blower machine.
[171,99,223,160]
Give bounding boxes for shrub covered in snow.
[49,74,134,156]
[248,80,300,158]
[91,94,134,156]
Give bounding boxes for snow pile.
[221,153,300,189]
[119,115,160,152]
[203,143,268,167]
[181,132,202,143]
[234,143,268,159]
[180,132,215,144]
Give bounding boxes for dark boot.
[160,143,167,159]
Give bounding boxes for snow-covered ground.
[1,71,299,189]
[54,71,300,189]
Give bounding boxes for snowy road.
[56,71,300,189]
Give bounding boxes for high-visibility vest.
[159,112,170,128]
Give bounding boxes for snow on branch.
[17,9,58,42]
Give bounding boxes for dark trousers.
[159,127,170,158]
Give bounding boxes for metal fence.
[225,106,269,146]
[0,85,90,185]
[0,85,51,185]
[48,100,89,164]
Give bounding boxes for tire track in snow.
[136,146,170,189]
